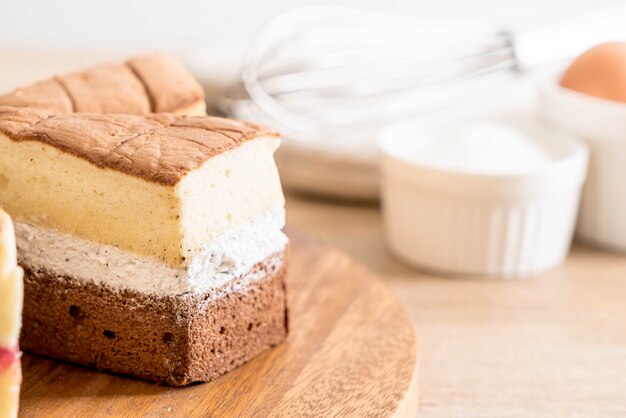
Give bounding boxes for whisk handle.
[513,1,626,70]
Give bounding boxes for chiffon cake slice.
[0,210,23,418]
[0,106,288,386]
[0,54,206,116]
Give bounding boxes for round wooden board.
[18,231,418,417]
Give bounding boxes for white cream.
[14,207,287,297]
[408,122,555,174]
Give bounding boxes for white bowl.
[379,115,588,278]
[539,81,626,252]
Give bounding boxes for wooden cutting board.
[18,232,418,417]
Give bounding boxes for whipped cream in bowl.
[378,111,588,278]
[404,122,553,174]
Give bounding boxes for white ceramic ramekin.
[539,81,626,252]
[379,116,588,278]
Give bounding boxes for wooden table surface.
[19,232,417,418]
[286,193,626,418]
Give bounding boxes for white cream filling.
[14,207,287,297]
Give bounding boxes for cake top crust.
[0,106,279,186]
[126,54,205,113]
[0,54,205,115]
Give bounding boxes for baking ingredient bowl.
[379,114,588,278]
[540,80,626,252]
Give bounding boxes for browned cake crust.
[58,63,151,114]
[0,54,205,115]
[20,251,288,386]
[0,106,279,185]
[127,55,205,113]
[0,79,74,113]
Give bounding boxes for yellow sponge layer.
[0,134,284,267]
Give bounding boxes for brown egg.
[560,42,626,103]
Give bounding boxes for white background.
[0,0,598,90]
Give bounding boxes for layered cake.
[0,53,206,116]
[0,106,288,386]
[0,210,23,417]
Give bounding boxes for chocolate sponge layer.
[20,252,288,386]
